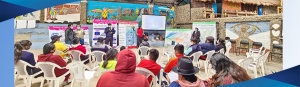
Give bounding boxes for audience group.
[14,23,251,87]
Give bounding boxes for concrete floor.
[14,47,283,87]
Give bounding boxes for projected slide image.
[142,15,166,30]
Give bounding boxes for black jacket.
[65,28,74,42]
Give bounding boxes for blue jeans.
[65,41,71,45]
[80,39,84,45]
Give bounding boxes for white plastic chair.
[238,57,254,73]
[163,45,175,61]
[248,51,270,78]
[90,51,106,67]
[137,46,151,64]
[115,46,122,52]
[188,51,203,68]
[158,69,170,87]
[199,50,215,78]
[69,50,89,64]
[14,60,43,87]
[218,48,225,54]
[246,46,264,58]
[66,62,98,87]
[36,62,70,87]
[135,67,157,87]
[89,51,106,76]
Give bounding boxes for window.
[241,4,257,11]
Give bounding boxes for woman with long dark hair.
[14,40,43,78]
[215,38,226,54]
[100,49,118,70]
[207,53,251,87]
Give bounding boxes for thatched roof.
[225,0,281,6]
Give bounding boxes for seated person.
[96,49,149,87]
[69,37,89,63]
[50,35,68,59]
[91,37,109,53]
[99,49,118,70]
[169,57,205,87]
[215,38,226,54]
[137,49,161,83]
[14,40,43,78]
[199,36,216,60]
[184,38,201,56]
[38,43,71,86]
[139,34,150,47]
[138,35,150,56]
[164,44,185,73]
[207,53,251,87]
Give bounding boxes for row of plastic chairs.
[14,60,70,87]
[238,51,270,78]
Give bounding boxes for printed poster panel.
[192,22,217,44]
[118,21,138,47]
[92,19,118,47]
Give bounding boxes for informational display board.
[118,21,139,47]
[48,26,90,45]
[192,22,217,44]
[92,19,118,47]
[164,28,192,47]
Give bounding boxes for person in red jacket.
[37,43,71,86]
[137,49,161,83]
[164,44,185,73]
[68,37,89,64]
[96,49,149,87]
[136,26,144,47]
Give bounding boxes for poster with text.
[192,22,217,44]
[118,21,138,47]
[92,19,118,47]
[48,26,90,45]
[164,29,192,47]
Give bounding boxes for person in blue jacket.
[199,36,216,60]
[14,40,43,78]
[104,23,115,47]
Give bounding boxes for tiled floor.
[14,47,282,87]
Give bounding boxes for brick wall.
[175,4,191,24]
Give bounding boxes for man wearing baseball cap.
[50,35,68,59]
[104,23,115,47]
[199,36,216,60]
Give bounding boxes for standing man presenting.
[65,23,74,45]
[136,26,144,47]
[104,23,115,47]
[192,27,201,44]
[74,24,85,45]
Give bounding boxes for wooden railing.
[221,9,257,17]
[202,7,215,18]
